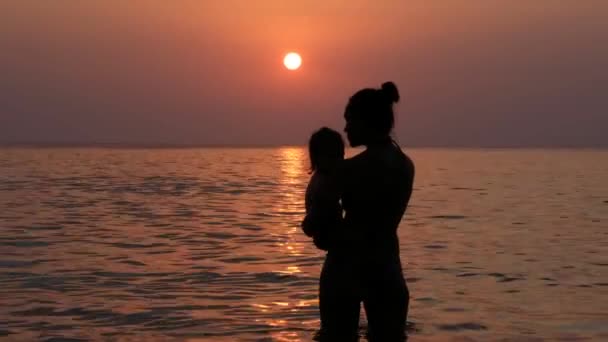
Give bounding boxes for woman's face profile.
[344,111,365,147]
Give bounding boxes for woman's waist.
[329,235,400,258]
[338,222,399,243]
[326,247,402,272]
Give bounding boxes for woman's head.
[344,81,400,147]
[308,127,345,173]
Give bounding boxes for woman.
[303,82,415,341]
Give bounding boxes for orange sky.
[1,1,607,146]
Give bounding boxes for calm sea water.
[0,148,606,341]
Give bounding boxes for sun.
[283,52,302,70]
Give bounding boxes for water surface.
[0,148,607,341]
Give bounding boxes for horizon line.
[1,142,607,150]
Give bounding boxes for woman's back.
[339,143,415,261]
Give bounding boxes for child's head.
[308,127,345,173]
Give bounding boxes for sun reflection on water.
[271,330,304,342]
[248,147,313,337]
[275,147,307,260]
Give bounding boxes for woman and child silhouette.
[302,82,415,341]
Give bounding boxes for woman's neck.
[365,136,393,149]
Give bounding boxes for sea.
[0,147,606,341]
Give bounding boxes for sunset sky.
[1,1,607,147]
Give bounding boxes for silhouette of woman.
[303,82,415,341]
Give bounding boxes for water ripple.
[0,148,606,341]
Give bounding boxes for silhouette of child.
[303,127,344,251]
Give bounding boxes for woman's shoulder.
[342,149,370,168]
[343,145,414,177]
[335,155,362,181]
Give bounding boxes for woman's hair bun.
[381,81,400,103]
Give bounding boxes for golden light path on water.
[252,147,314,341]
[1,148,606,341]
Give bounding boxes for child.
[302,127,344,251]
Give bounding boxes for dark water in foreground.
[0,148,607,341]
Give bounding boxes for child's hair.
[308,127,345,173]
